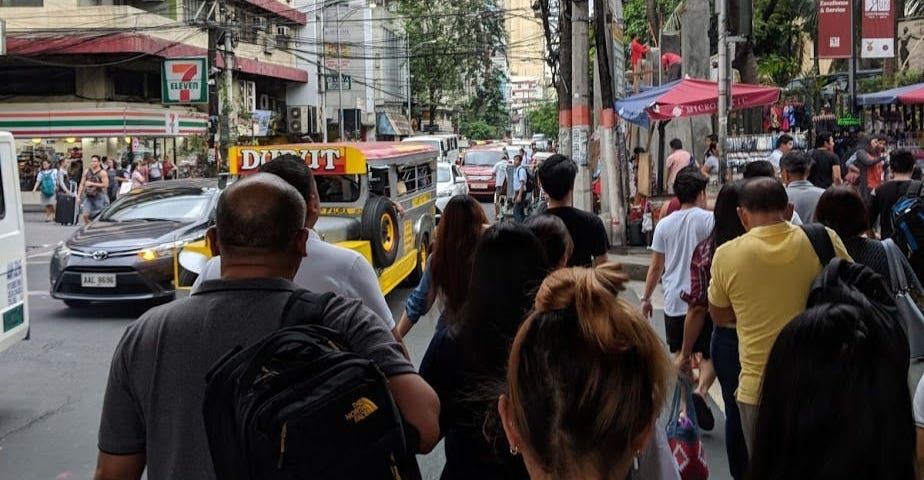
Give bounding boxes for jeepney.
[178,142,437,296]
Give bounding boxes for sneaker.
[691,392,715,432]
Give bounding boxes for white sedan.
[436,163,469,219]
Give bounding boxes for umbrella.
[615,78,781,126]
[857,82,924,105]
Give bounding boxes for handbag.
[883,239,924,359]
[665,377,708,480]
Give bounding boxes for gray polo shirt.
[786,180,825,224]
[98,277,415,480]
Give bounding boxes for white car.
[436,163,469,219]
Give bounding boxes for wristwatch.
[640,297,651,303]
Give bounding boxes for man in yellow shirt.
[708,177,851,455]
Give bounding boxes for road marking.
[28,291,50,296]
[27,250,54,260]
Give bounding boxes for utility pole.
[559,0,572,159]
[206,0,220,173]
[717,0,729,183]
[572,0,592,211]
[336,3,345,141]
[594,0,623,245]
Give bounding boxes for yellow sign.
[320,207,363,216]
[345,397,378,423]
[228,144,367,176]
[411,192,433,208]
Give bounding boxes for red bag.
[666,378,709,480]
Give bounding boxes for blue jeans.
[711,327,748,479]
[513,198,526,223]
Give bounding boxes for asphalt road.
[0,205,731,479]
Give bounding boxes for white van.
[403,134,460,165]
[0,132,29,353]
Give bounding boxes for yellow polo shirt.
[708,222,852,406]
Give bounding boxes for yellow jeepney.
[178,142,437,295]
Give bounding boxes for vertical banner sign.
[818,0,853,58]
[162,57,209,104]
[0,19,6,56]
[862,0,895,58]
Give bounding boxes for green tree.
[526,102,559,139]
[462,67,508,137]
[459,120,497,140]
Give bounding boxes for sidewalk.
[608,246,652,282]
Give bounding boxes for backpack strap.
[801,224,836,266]
[279,289,336,328]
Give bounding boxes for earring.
[510,445,519,456]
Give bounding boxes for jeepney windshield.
[316,175,362,203]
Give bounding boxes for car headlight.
[54,242,71,259]
[438,189,452,197]
[138,239,193,262]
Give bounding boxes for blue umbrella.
[857,82,924,105]
[614,81,683,127]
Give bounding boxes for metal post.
[406,35,412,122]
[337,4,345,141]
[320,12,328,142]
[717,0,729,183]
[220,2,233,170]
[558,0,572,158]
[572,0,592,211]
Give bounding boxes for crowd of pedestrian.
[90,145,924,480]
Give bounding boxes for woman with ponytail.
[420,222,550,479]
[499,264,672,480]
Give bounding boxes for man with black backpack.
[512,154,532,223]
[95,174,440,480]
[870,149,918,241]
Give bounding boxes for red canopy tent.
[898,87,924,105]
[646,79,781,121]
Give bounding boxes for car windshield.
[316,174,362,203]
[464,151,503,166]
[100,190,212,222]
[438,165,451,183]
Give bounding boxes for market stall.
[857,82,924,159]
[614,78,780,245]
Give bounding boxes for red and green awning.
[0,107,208,138]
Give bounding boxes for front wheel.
[405,234,429,286]
[361,196,401,268]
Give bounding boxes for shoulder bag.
[884,239,924,359]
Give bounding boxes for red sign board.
[818,0,853,58]
[861,0,895,58]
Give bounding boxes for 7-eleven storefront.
[0,106,208,191]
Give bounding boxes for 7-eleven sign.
[162,57,208,104]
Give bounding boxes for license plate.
[471,183,489,190]
[81,273,117,288]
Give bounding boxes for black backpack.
[518,166,535,194]
[203,289,419,480]
[890,181,924,257]
[801,224,910,367]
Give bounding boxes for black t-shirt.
[807,148,840,188]
[545,206,609,267]
[870,179,919,240]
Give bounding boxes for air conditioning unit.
[240,80,256,113]
[288,106,310,134]
[264,35,276,54]
[255,17,268,32]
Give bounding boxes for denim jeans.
[513,198,526,223]
[711,327,748,479]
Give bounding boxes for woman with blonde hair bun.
[499,264,673,480]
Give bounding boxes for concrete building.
[0,0,307,189]
[509,75,543,138]
[504,0,545,80]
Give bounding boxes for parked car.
[460,145,506,200]
[436,163,468,220]
[49,179,219,307]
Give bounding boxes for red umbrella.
[898,86,924,104]
[646,79,781,121]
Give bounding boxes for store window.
[0,68,74,96]
[0,0,43,6]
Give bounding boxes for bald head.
[215,173,306,255]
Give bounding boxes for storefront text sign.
[818,0,853,58]
[161,58,209,104]
[862,0,895,58]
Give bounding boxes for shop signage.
[862,0,895,58]
[837,115,863,126]
[818,0,853,58]
[325,74,352,91]
[161,57,209,104]
[899,17,924,73]
[228,144,366,176]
